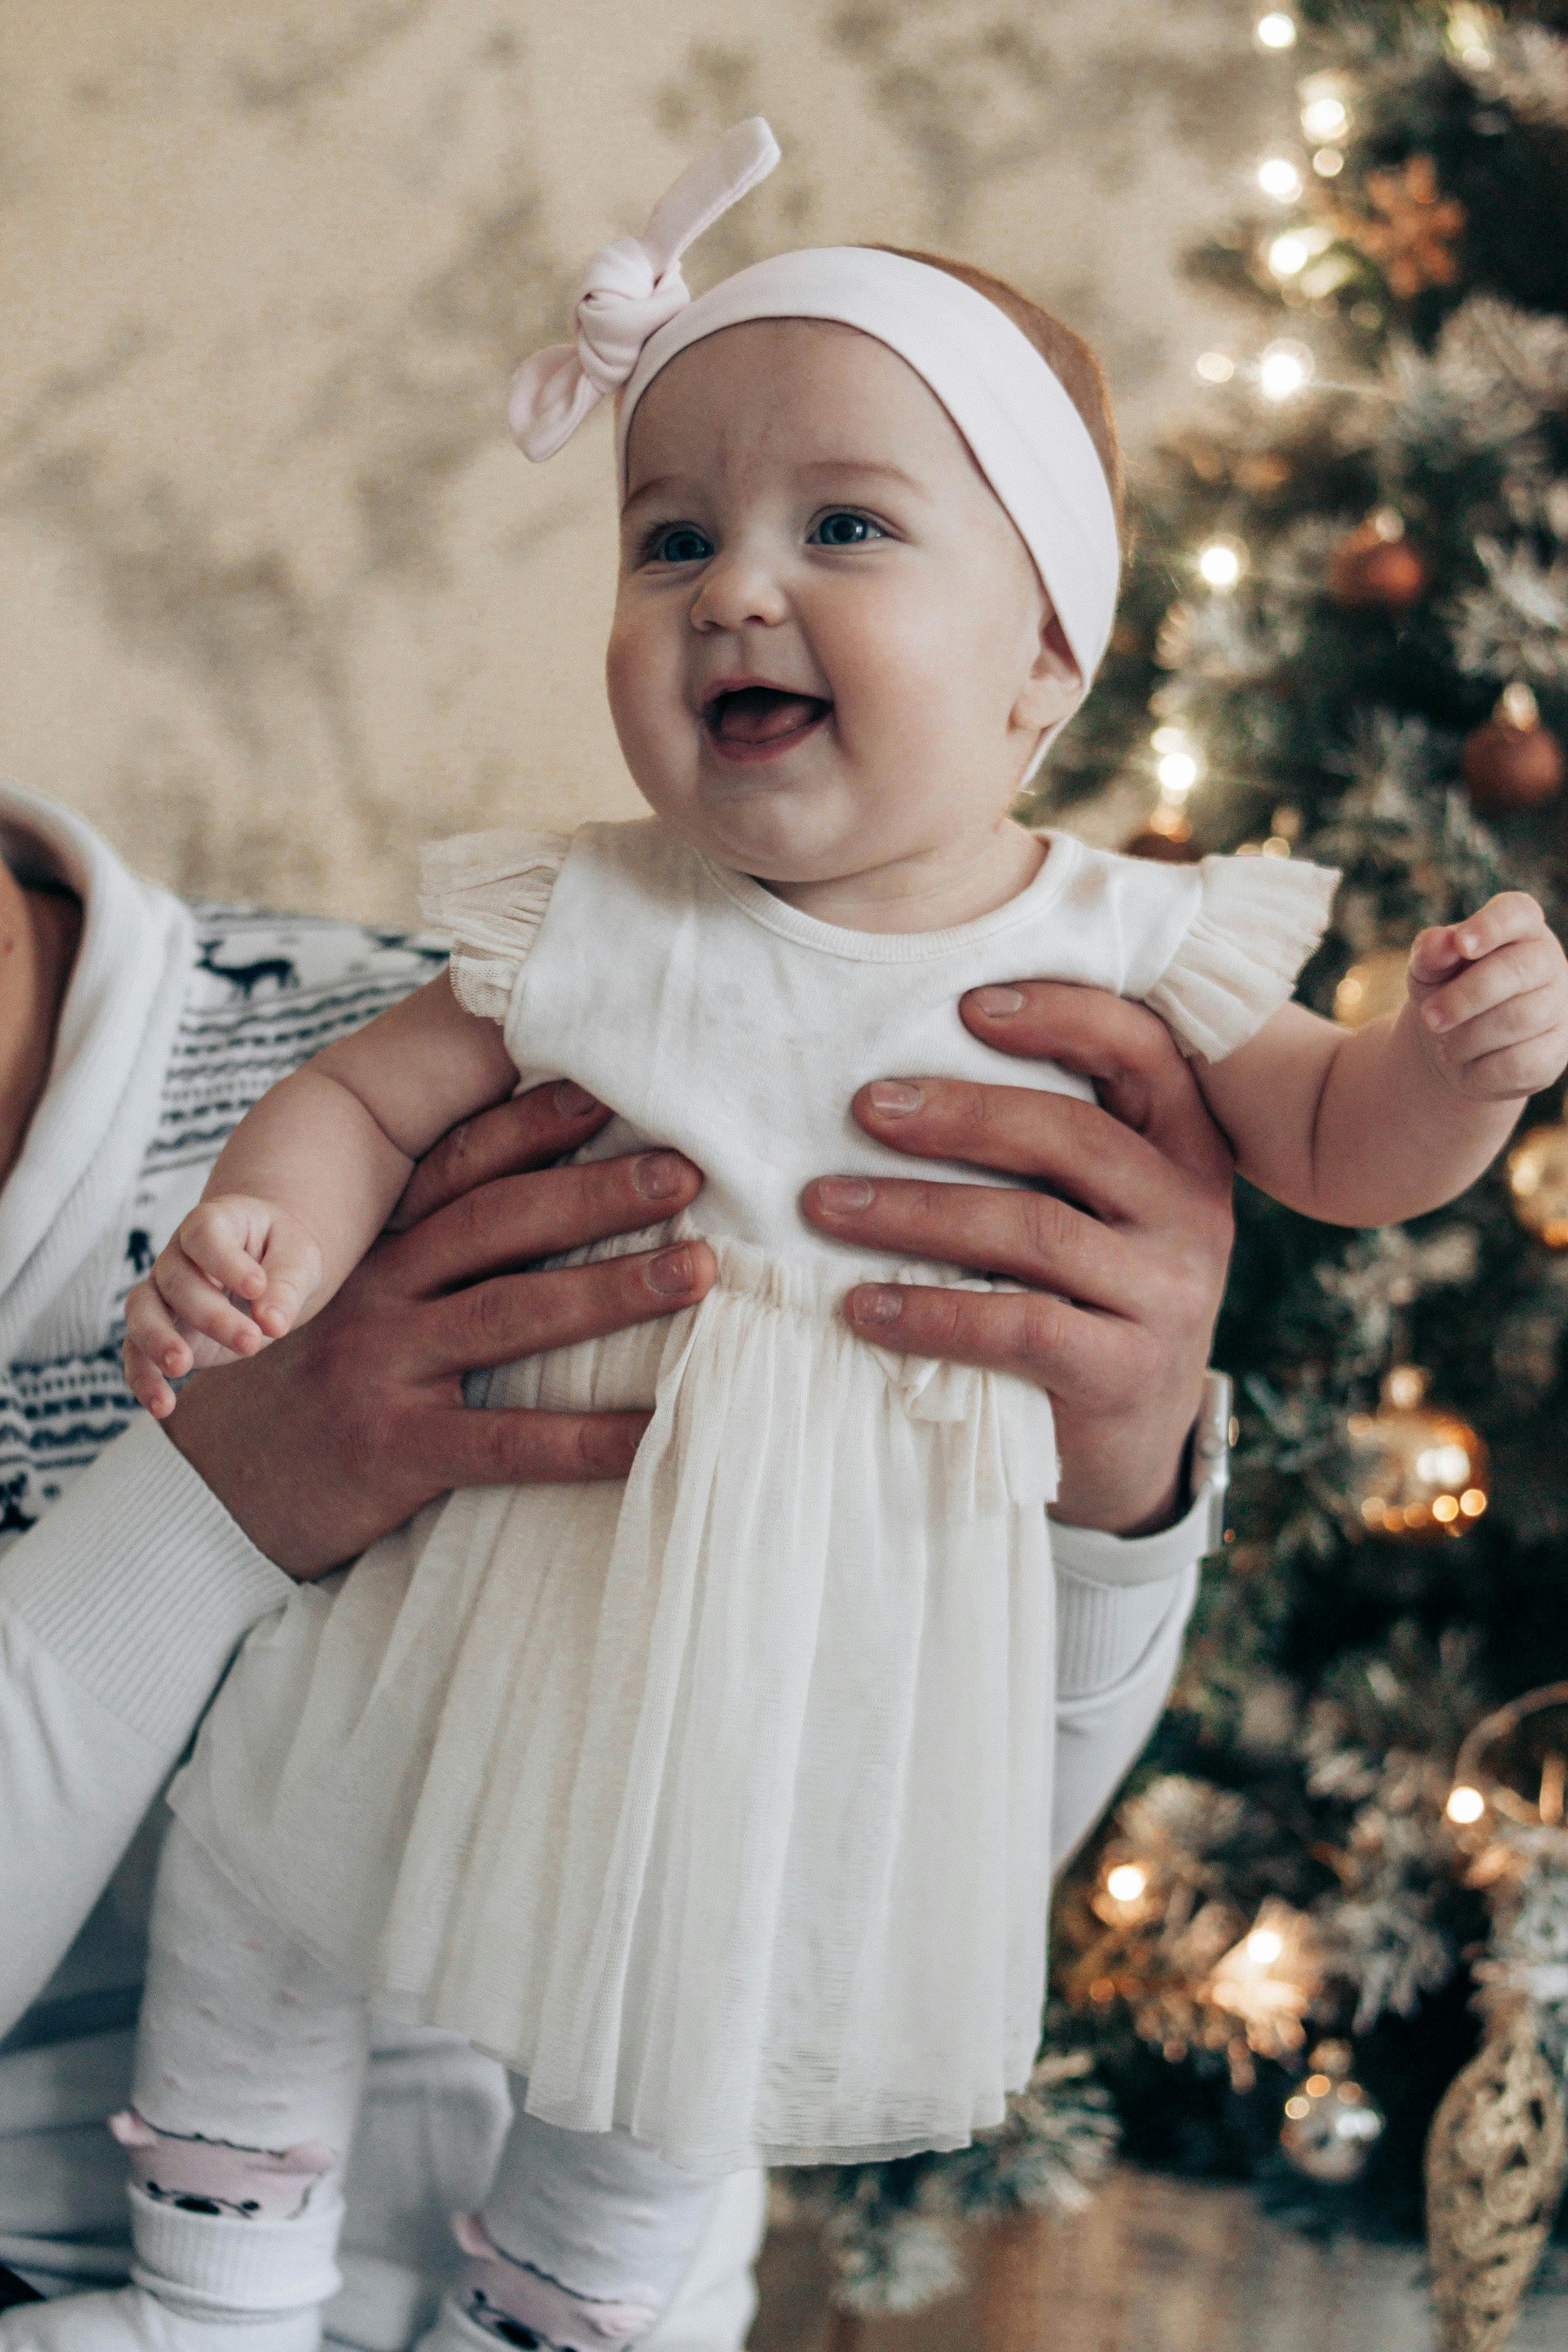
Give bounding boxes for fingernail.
[646,1245,695,1294]
[555,1081,601,1116]
[970,985,1025,1017]
[634,1151,688,1200]
[867,1080,923,1115]
[816,1176,874,1214]
[1424,1003,1447,1031]
[852,1285,903,1324]
[1458,932,1480,957]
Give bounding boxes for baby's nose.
[690,550,788,631]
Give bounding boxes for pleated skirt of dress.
[171,1227,1061,2175]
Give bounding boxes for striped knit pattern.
[0,906,442,1555]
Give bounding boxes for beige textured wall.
[1,1,1275,921]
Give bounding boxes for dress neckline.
[696,831,1081,964]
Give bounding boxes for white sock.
[0,2184,344,2352]
[0,2288,317,2352]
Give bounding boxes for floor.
[749,2168,1568,2351]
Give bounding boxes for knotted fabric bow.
[508,117,780,460]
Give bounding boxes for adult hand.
[167,1083,714,1577]
[802,984,1235,1536]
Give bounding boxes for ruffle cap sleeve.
[1144,852,1340,1063]
[417,829,573,1023]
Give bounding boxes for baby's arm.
[124,974,519,1415]
[1191,892,1568,1224]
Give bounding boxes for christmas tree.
[796,0,1568,2318]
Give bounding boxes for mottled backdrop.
[2,0,1280,918]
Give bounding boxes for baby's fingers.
[151,1249,267,1358]
[122,1336,177,1420]
[176,1200,270,1301]
[1450,891,1547,963]
[124,1275,197,1385]
[1421,935,1562,1039]
[251,1222,324,1340]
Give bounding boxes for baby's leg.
[417,2099,722,2351]
[0,1822,368,2352]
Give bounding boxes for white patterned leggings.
[123,1822,723,2350]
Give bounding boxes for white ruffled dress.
[171,820,1336,2175]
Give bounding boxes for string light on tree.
[1258,156,1304,203]
[1255,12,1297,48]
[1268,231,1311,280]
[1258,339,1314,401]
[1197,536,1245,591]
[1313,147,1345,178]
[1506,1117,1568,1249]
[1445,3,1496,70]
[1195,350,1236,384]
[1299,79,1352,144]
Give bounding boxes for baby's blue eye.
[649,525,713,565]
[811,510,884,548]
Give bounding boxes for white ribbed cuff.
[2,1416,292,1752]
[1055,1561,1200,1704]
[130,2180,343,2313]
[1050,1468,1216,1588]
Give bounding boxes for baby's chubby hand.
[122,1195,324,1419]
[1406,891,1568,1101]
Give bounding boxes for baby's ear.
[1014,608,1081,734]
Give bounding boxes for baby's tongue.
[714,687,825,744]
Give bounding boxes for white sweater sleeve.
[1049,1479,1210,1877]
[0,1417,290,2038]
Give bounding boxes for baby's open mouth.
[704,685,832,752]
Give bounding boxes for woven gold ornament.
[1424,1994,1568,2352]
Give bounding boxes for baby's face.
[606,319,1079,890]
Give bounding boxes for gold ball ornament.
[1347,1366,1489,1538]
[1507,1119,1568,1249]
[1425,1994,1568,2352]
[1333,946,1410,1030]
[1281,2044,1386,2185]
[1327,508,1429,612]
[1462,684,1565,816]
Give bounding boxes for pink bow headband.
[508,118,1120,713]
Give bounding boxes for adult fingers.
[846,1072,1204,1232]
[840,1277,1125,1397]
[958,981,1235,1193]
[414,1239,717,1380]
[386,1149,705,1299]
[802,1171,1140,1311]
[390,1082,614,1231]
[411,1404,653,1487]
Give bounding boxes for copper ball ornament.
[1327,508,1428,611]
[1506,1120,1568,1250]
[1124,811,1201,864]
[1461,683,1565,816]
[1347,1366,1489,1538]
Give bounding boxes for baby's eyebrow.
[620,458,932,518]
[793,458,931,498]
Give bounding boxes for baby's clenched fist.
[122,1194,324,1419]
[1406,892,1568,1101]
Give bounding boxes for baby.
[46,120,1568,2352]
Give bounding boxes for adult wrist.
[1050,1371,1232,1566]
